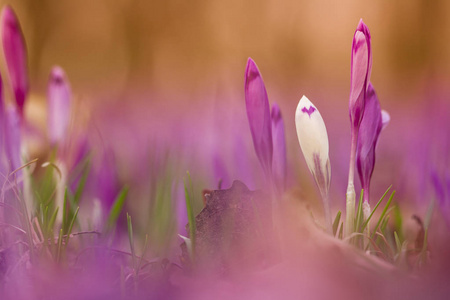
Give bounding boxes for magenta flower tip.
[349,19,372,128]
[1,5,28,114]
[244,57,273,177]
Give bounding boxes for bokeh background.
[3,0,450,98]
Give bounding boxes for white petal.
[295,95,329,173]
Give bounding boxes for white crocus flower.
[295,95,332,233]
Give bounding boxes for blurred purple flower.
[96,149,120,210]
[271,103,287,195]
[1,6,28,115]
[4,106,21,173]
[356,83,385,205]
[432,171,450,228]
[349,19,372,128]
[48,66,71,145]
[244,57,273,179]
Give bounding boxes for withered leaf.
[181,180,277,274]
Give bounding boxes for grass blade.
[184,171,196,261]
[332,211,341,236]
[136,234,149,275]
[394,231,402,253]
[127,213,136,270]
[354,190,364,232]
[105,186,129,233]
[48,207,59,234]
[370,191,395,240]
[56,228,63,263]
[65,207,80,248]
[361,186,392,232]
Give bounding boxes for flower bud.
[1,6,28,114]
[47,66,71,145]
[244,58,273,177]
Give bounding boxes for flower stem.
[321,191,332,234]
[345,128,358,238]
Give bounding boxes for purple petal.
[431,171,450,228]
[244,58,273,177]
[356,83,382,203]
[349,19,372,128]
[271,103,287,194]
[1,6,28,115]
[301,106,316,118]
[48,66,71,145]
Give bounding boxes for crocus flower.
[244,58,273,179]
[271,103,287,195]
[346,19,372,237]
[356,83,389,219]
[295,95,331,232]
[349,19,372,128]
[1,6,28,115]
[48,66,71,145]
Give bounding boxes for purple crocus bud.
[4,105,21,173]
[244,58,273,178]
[1,6,28,115]
[356,83,383,209]
[47,66,71,145]
[349,19,372,128]
[271,103,287,195]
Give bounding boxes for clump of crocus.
[356,83,389,220]
[48,66,71,146]
[244,58,273,182]
[1,6,28,115]
[271,103,287,196]
[346,19,372,237]
[295,95,332,233]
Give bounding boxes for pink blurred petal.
[244,58,273,178]
[1,6,28,114]
[47,66,71,145]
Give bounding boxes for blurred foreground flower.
[432,171,450,229]
[244,58,273,181]
[271,103,287,195]
[48,66,71,145]
[356,83,389,219]
[346,19,372,237]
[1,6,28,115]
[295,95,331,232]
